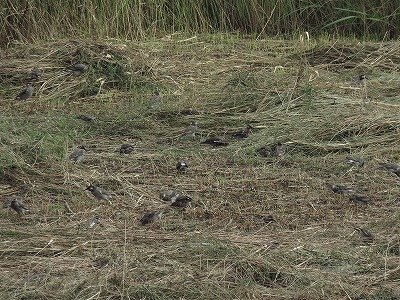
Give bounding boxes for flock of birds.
[5,65,400,232]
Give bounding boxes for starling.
[68,63,88,75]
[176,160,188,172]
[183,121,198,138]
[149,91,163,108]
[349,194,369,204]
[257,146,272,157]
[232,124,253,139]
[273,142,285,157]
[86,184,112,203]
[140,211,164,225]
[119,143,134,154]
[160,189,182,202]
[171,195,192,208]
[28,67,43,82]
[69,145,86,163]
[329,184,354,195]
[87,218,100,229]
[346,156,364,167]
[257,143,285,157]
[202,137,229,147]
[15,84,34,100]
[379,162,400,177]
[77,114,96,122]
[254,214,275,223]
[10,199,29,214]
[354,227,374,242]
[351,74,366,88]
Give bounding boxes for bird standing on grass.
[346,156,365,167]
[86,184,113,203]
[160,189,182,202]
[329,184,354,195]
[28,67,43,82]
[379,162,400,177]
[349,194,369,204]
[176,160,188,172]
[119,144,134,154]
[15,84,34,100]
[69,146,86,163]
[232,124,254,139]
[140,211,164,225]
[10,199,29,214]
[68,63,88,76]
[77,114,96,122]
[183,121,198,138]
[351,74,366,88]
[170,195,192,208]
[202,137,229,147]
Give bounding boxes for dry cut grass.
[0,34,399,299]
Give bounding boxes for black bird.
[351,74,366,88]
[69,145,86,163]
[140,211,164,225]
[176,160,188,172]
[160,189,182,202]
[77,114,96,122]
[349,194,369,204]
[273,142,285,157]
[379,162,400,177]
[15,84,34,100]
[257,142,285,157]
[232,124,253,139]
[202,137,229,147]
[10,199,29,214]
[346,156,364,167]
[171,195,192,208]
[329,184,354,195]
[254,214,275,224]
[354,227,373,242]
[28,67,43,82]
[119,144,134,154]
[68,63,88,76]
[86,184,112,203]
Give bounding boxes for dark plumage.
[329,184,354,195]
[77,114,96,122]
[28,67,43,82]
[349,194,369,204]
[257,142,285,157]
[86,184,112,203]
[15,84,34,100]
[346,156,365,167]
[140,211,164,225]
[160,190,182,202]
[176,160,188,172]
[232,124,254,139]
[254,214,275,224]
[202,137,229,147]
[68,63,88,75]
[351,74,366,87]
[119,144,134,154]
[69,145,86,163]
[379,162,400,177]
[171,195,192,208]
[10,199,29,214]
[354,227,373,242]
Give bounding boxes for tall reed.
[0,0,398,45]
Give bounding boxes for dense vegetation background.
[1,0,399,45]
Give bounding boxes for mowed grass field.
[0,35,399,299]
